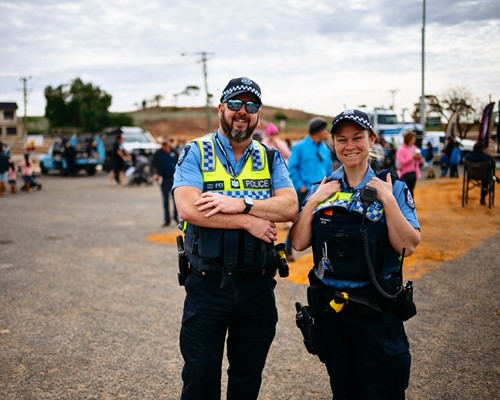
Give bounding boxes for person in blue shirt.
[285,118,333,259]
[449,141,462,178]
[173,77,297,400]
[291,109,421,400]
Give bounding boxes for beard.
[220,109,259,143]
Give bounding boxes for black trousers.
[316,305,411,400]
[180,273,278,400]
[160,178,177,224]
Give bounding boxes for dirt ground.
[1,172,498,400]
[147,174,500,284]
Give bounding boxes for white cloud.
[0,0,499,121]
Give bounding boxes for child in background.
[20,153,42,191]
[8,158,18,193]
[261,123,291,162]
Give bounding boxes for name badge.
[204,181,224,191]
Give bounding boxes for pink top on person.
[8,163,17,181]
[261,123,291,161]
[396,143,422,178]
[20,159,34,177]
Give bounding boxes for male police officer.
[173,77,297,400]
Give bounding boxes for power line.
[181,52,214,132]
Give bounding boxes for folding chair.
[462,160,495,208]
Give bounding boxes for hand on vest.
[365,173,393,205]
[310,178,341,207]
[195,192,247,218]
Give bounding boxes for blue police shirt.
[288,135,333,191]
[308,165,420,289]
[173,130,293,192]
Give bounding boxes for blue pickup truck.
[39,135,106,176]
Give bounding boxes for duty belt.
[190,265,274,282]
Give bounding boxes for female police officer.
[290,109,421,400]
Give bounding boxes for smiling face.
[332,122,376,169]
[218,93,260,143]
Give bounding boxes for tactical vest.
[311,189,400,281]
[196,136,273,198]
[183,136,274,271]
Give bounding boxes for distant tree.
[441,87,476,137]
[411,86,476,137]
[181,85,200,97]
[44,85,70,127]
[108,112,133,127]
[411,94,443,123]
[152,94,164,107]
[274,111,288,121]
[44,77,113,132]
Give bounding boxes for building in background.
[0,102,21,146]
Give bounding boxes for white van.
[378,123,425,149]
[421,131,475,162]
[371,108,399,134]
[102,126,160,170]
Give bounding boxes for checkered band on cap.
[331,109,374,134]
[220,77,262,103]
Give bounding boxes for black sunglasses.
[225,99,261,114]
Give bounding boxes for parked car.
[420,131,476,162]
[102,126,160,171]
[39,135,105,176]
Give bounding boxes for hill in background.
[131,105,332,141]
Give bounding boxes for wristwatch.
[242,196,254,214]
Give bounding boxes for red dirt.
[147,177,500,284]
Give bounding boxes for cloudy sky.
[1,0,499,121]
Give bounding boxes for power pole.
[389,89,398,111]
[200,52,212,132]
[20,76,32,142]
[181,51,214,132]
[401,108,409,123]
[420,0,426,133]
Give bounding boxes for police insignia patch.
[177,144,190,166]
[404,188,415,209]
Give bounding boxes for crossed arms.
[174,186,298,243]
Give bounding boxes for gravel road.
[0,173,498,399]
